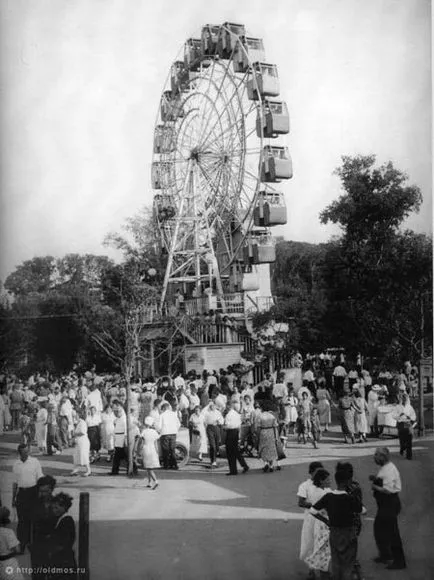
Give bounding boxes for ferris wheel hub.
[190,147,200,161]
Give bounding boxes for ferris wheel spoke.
[199,115,245,153]
[196,68,251,150]
[201,102,257,154]
[201,41,242,122]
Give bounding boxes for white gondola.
[201,24,220,55]
[218,22,246,59]
[253,191,287,226]
[152,161,175,190]
[256,99,290,138]
[184,38,203,71]
[233,37,266,73]
[153,125,176,154]
[170,61,190,96]
[160,90,184,122]
[261,145,292,182]
[243,230,276,264]
[247,63,280,100]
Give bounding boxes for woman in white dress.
[100,403,115,462]
[351,389,369,442]
[285,388,298,435]
[140,416,160,490]
[0,507,24,580]
[315,386,332,432]
[298,466,331,579]
[367,384,381,437]
[1,391,11,432]
[297,461,326,578]
[35,402,48,454]
[71,408,91,477]
[189,406,207,461]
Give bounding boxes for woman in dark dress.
[48,493,77,580]
[31,475,57,580]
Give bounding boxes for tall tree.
[320,154,431,363]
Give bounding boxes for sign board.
[184,343,243,374]
[420,357,433,390]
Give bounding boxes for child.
[140,416,160,490]
[296,407,306,444]
[49,493,77,580]
[311,469,363,580]
[311,408,321,449]
[0,506,24,580]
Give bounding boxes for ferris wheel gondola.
[151,23,292,311]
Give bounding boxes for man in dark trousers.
[370,447,406,570]
[12,444,43,552]
[109,399,128,475]
[224,401,249,476]
[159,402,180,469]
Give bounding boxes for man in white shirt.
[392,394,417,460]
[370,447,406,570]
[159,402,180,469]
[86,383,103,414]
[224,401,249,476]
[203,402,224,467]
[109,400,128,475]
[12,444,43,551]
[333,364,347,397]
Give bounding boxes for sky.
[0,0,431,281]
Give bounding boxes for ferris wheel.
[151,23,292,311]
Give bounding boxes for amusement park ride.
[143,22,292,378]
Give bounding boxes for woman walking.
[189,406,207,462]
[367,385,381,437]
[35,402,48,454]
[140,417,160,489]
[71,408,91,477]
[257,401,279,473]
[338,390,355,444]
[316,385,331,432]
[352,389,369,442]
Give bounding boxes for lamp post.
[418,293,426,437]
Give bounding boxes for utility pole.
[418,293,426,437]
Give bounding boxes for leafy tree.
[4,256,56,296]
[320,155,431,364]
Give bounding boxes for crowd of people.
[0,358,420,477]
[0,357,420,579]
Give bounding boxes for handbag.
[274,428,286,460]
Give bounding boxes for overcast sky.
[0,0,431,281]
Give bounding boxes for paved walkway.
[1,429,433,579]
